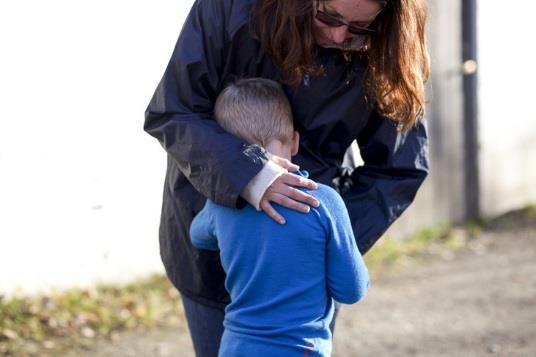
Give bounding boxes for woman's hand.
[260,155,320,224]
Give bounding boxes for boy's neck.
[265,139,292,161]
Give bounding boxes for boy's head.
[214,78,299,159]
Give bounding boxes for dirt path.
[332,224,536,357]
[72,222,536,357]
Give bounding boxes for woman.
[144,0,430,355]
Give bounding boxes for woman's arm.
[144,0,266,208]
[144,0,318,211]
[342,111,430,254]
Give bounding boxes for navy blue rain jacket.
[144,0,429,309]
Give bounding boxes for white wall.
[386,0,465,237]
[0,0,195,295]
[478,1,536,215]
[3,0,535,295]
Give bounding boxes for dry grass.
[0,275,184,355]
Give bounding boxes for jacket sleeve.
[342,112,430,255]
[322,187,370,304]
[143,0,269,208]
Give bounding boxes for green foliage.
[524,203,536,219]
[464,219,484,237]
[404,224,452,251]
[364,223,459,277]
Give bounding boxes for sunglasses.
[314,1,382,36]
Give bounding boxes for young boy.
[189,78,369,356]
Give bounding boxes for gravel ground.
[69,221,536,357]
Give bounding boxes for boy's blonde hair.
[214,78,294,147]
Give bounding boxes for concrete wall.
[386,0,466,238]
[2,0,535,295]
[387,0,536,239]
[477,0,536,216]
[0,0,195,295]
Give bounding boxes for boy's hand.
[260,156,320,224]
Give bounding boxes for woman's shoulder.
[195,0,256,30]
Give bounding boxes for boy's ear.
[291,131,300,156]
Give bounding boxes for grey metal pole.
[462,0,480,221]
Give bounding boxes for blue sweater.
[189,170,370,356]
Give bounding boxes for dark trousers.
[180,293,341,357]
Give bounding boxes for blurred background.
[1,0,535,356]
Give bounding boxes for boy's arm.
[322,188,370,304]
[189,201,219,251]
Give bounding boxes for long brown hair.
[251,0,430,131]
